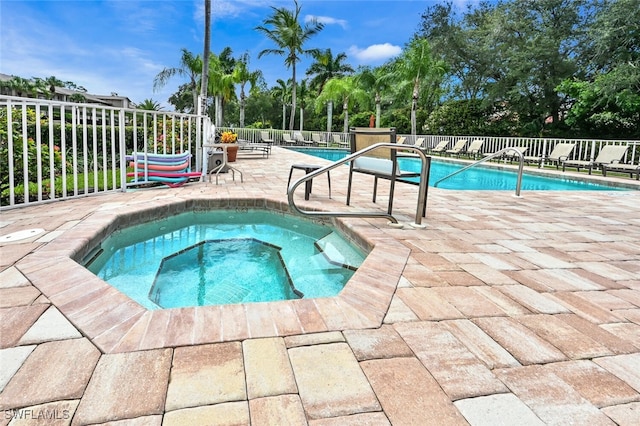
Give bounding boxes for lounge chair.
[445,139,468,156]
[429,140,449,154]
[563,145,629,175]
[312,133,327,147]
[413,138,426,149]
[397,136,407,144]
[346,127,427,216]
[464,139,484,159]
[524,143,575,168]
[282,133,296,145]
[602,162,640,180]
[332,134,349,148]
[503,147,528,162]
[259,131,274,145]
[294,132,314,146]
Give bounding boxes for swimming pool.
[86,209,366,309]
[286,147,624,191]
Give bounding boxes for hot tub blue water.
[86,209,365,309]
[286,147,625,191]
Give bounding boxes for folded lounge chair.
[563,145,629,175]
[346,127,428,216]
[524,143,575,168]
[445,139,468,156]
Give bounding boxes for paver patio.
[0,146,639,425]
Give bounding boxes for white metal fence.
[1,95,209,209]
[2,95,638,210]
[219,126,639,166]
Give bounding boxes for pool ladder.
[287,143,431,227]
[433,147,525,196]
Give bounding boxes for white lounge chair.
[524,143,575,168]
[464,139,484,159]
[430,140,449,154]
[282,133,296,145]
[563,145,629,175]
[445,139,468,156]
[312,133,327,146]
[332,134,349,148]
[294,132,314,146]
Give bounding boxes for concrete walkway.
[1,147,639,425]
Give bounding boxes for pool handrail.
[287,143,431,226]
[433,147,525,196]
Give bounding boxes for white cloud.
[348,43,402,64]
[305,15,348,29]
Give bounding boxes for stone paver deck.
[1,146,639,425]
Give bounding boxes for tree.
[316,76,369,133]
[233,53,263,127]
[137,99,163,111]
[154,48,202,113]
[255,0,324,130]
[307,49,354,131]
[391,38,447,135]
[356,66,392,127]
[200,0,211,116]
[271,79,292,130]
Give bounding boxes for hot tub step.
[315,232,364,270]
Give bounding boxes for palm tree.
[307,49,354,132]
[200,0,211,116]
[392,38,447,135]
[255,0,324,130]
[271,79,291,130]
[137,99,162,111]
[154,48,202,113]
[205,54,236,126]
[356,66,392,128]
[233,53,263,127]
[316,76,369,133]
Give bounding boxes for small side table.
[203,143,243,185]
[287,164,331,200]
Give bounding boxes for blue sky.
[1,0,478,108]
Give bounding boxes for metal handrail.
[287,143,431,226]
[433,148,525,196]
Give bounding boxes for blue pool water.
[287,147,624,191]
[86,209,365,309]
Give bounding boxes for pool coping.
[14,196,409,354]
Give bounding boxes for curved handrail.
[433,148,525,196]
[287,143,431,225]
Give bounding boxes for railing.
[434,148,525,196]
[1,95,209,209]
[220,126,640,166]
[287,143,431,227]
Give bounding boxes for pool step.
[315,232,364,271]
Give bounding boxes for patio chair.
[524,143,575,168]
[464,139,484,159]
[397,136,407,144]
[445,139,468,156]
[602,162,640,180]
[332,134,349,148]
[413,138,426,149]
[312,133,327,147]
[294,132,314,146]
[282,133,296,145]
[346,127,427,216]
[503,147,528,163]
[563,145,629,175]
[429,140,449,154]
